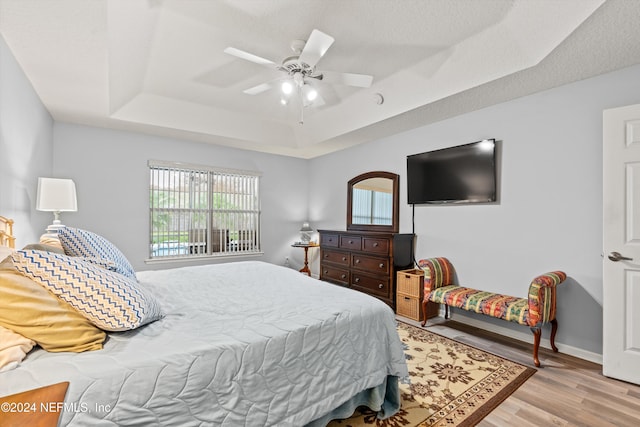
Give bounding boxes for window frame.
[147,160,262,263]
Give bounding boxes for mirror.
[347,171,399,233]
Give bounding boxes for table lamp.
[300,222,313,243]
[36,177,77,243]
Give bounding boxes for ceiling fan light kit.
[224,28,374,124]
[281,81,294,95]
[304,85,318,102]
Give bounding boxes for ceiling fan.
[224,29,374,123]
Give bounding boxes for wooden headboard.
[0,216,16,248]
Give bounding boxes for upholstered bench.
[418,257,566,367]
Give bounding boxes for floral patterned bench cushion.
[428,285,529,326]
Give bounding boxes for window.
[148,160,261,259]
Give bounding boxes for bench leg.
[550,319,559,352]
[531,327,541,367]
[422,302,449,327]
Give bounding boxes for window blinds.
[148,160,261,258]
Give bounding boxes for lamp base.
[45,219,65,233]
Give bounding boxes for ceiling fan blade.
[298,29,334,68]
[243,82,274,95]
[224,47,276,67]
[321,71,373,88]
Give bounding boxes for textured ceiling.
[1,0,640,158]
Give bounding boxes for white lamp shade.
[36,177,78,212]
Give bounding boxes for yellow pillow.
[0,257,106,352]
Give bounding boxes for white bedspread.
[0,261,408,426]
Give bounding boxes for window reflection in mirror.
[352,178,393,225]
[347,171,399,233]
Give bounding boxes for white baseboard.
[437,309,603,365]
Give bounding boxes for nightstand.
[291,243,318,276]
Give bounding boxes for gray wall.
[5,23,640,361]
[308,63,640,359]
[0,34,53,244]
[53,123,310,272]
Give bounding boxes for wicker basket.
[396,269,423,297]
[396,294,421,321]
[396,268,438,321]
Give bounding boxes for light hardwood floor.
[397,315,640,427]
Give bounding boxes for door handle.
[608,251,633,262]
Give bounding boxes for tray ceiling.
[1,0,639,158]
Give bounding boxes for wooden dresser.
[318,229,414,309]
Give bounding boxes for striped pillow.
[58,227,137,279]
[11,250,163,332]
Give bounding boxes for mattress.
[0,261,408,426]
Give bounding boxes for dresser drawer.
[321,249,350,266]
[351,254,389,274]
[351,273,390,298]
[362,237,390,255]
[340,235,362,250]
[320,233,340,247]
[321,265,350,286]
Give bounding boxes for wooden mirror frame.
[347,171,399,233]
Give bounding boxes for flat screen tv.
[407,139,497,204]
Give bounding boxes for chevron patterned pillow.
[11,250,163,331]
[58,227,137,279]
[80,257,118,271]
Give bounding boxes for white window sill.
[144,251,264,265]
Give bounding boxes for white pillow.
[58,227,137,279]
[0,325,35,372]
[11,250,163,331]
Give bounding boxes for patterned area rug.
[329,321,536,427]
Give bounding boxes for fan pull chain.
[299,89,304,125]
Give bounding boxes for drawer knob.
[323,270,328,274]
[355,259,360,264]
[324,254,328,258]
[349,240,354,244]
[355,277,360,283]
[378,284,384,289]
[342,257,347,261]
[379,263,384,268]
[373,242,378,247]
[341,274,346,279]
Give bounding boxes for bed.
[0,217,408,426]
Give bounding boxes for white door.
[603,103,640,385]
